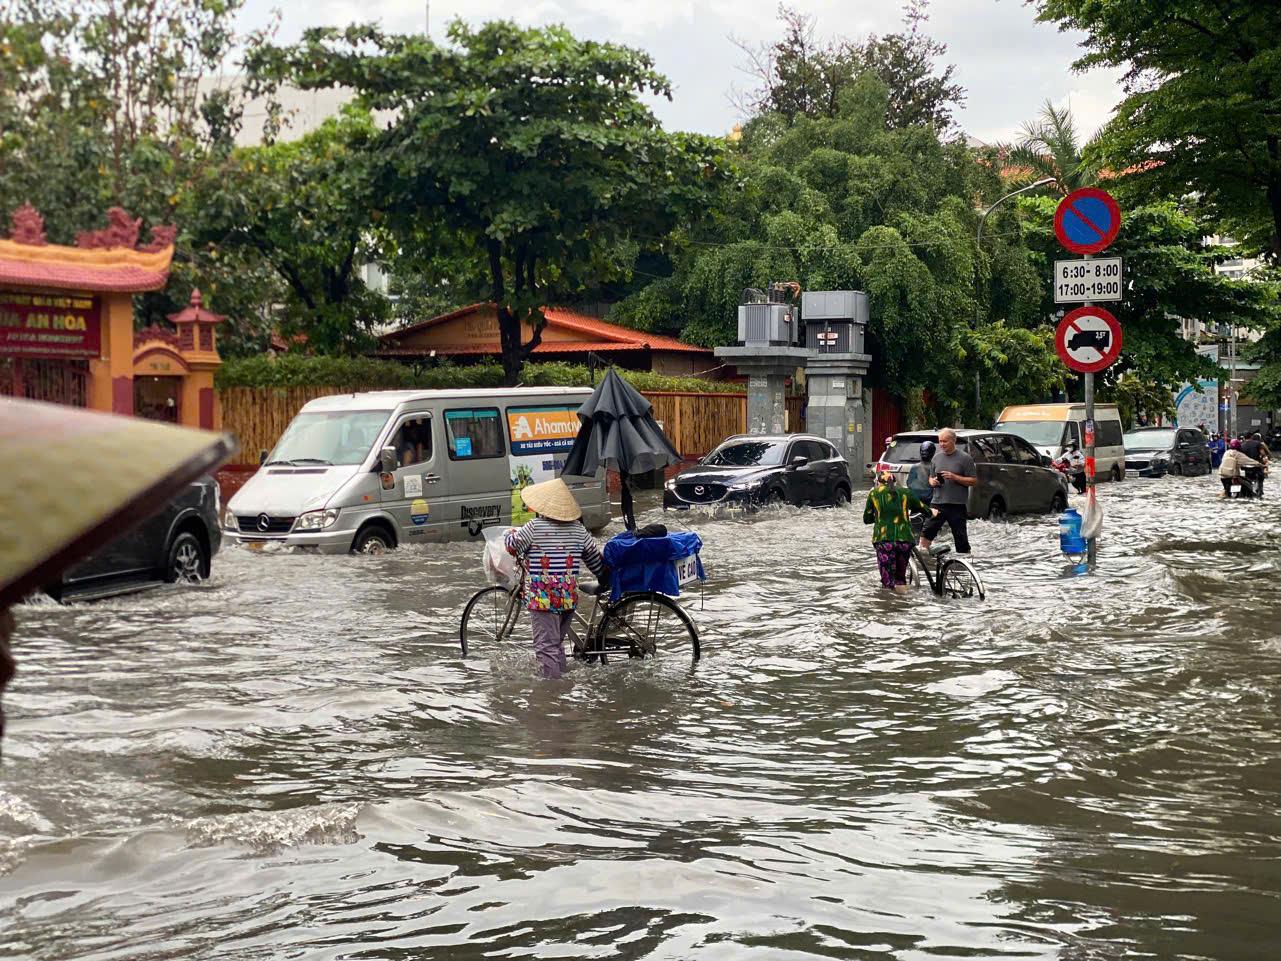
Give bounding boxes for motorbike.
[1226,468,1265,499]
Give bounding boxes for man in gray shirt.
[918,427,977,554]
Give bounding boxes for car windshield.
[1124,429,1176,449]
[995,421,1066,447]
[269,410,392,466]
[704,440,788,467]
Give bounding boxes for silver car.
[872,429,1070,519]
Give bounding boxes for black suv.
[45,477,222,602]
[1123,427,1211,477]
[664,434,852,509]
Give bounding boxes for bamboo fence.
[218,386,775,466]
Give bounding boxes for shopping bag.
[482,526,518,589]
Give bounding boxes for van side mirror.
[259,449,268,466]
[1178,442,1189,450]
[380,446,398,473]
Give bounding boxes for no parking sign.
[1054,188,1121,255]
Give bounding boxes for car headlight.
[1152,452,1170,462]
[664,478,676,491]
[224,507,237,530]
[294,508,340,531]
[725,478,759,492]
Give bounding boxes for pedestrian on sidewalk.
[864,469,929,594]
[505,478,605,679]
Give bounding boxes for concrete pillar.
[714,346,811,436]
[805,352,872,485]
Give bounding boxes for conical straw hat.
[520,478,581,522]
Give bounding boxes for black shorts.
[921,502,971,554]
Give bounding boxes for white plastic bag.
[482,526,519,589]
[1080,489,1103,540]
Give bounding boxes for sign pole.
[1083,253,1097,566]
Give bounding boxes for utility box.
[737,302,796,346]
[807,322,866,354]
[802,290,867,325]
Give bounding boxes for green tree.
[1033,1,1281,259]
[186,107,389,355]
[248,20,728,384]
[733,2,964,130]
[1003,100,1100,194]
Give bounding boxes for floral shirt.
[505,517,605,612]
[863,483,927,544]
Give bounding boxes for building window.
[445,407,505,459]
[199,325,213,351]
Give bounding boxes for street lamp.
[973,176,1057,418]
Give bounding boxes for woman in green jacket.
[864,469,930,594]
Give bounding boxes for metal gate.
[1,357,90,407]
[870,387,902,450]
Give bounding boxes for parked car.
[663,434,852,510]
[994,403,1127,482]
[1123,426,1211,477]
[45,476,222,602]
[872,429,1069,519]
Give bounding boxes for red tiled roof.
[379,303,710,355]
[0,260,169,292]
[375,340,650,358]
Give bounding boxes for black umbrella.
[561,369,682,530]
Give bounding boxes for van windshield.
[995,421,1066,447]
[268,410,391,466]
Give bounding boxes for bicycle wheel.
[460,586,520,656]
[595,593,700,662]
[939,557,986,601]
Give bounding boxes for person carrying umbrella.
[504,478,606,680]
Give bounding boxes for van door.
[379,411,449,544]
[442,405,509,542]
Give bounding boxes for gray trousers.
[529,610,572,679]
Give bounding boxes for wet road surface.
[2,474,1280,960]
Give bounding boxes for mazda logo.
[694,486,704,495]
[256,513,271,532]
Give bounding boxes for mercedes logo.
[256,513,271,532]
[694,486,704,495]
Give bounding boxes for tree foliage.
[732,1,964,130]
[1033,1,1281,260]
[1002,100,1100,194]
[248,19,728,385]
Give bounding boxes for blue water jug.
[1059,507,1086,555]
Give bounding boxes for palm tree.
[1002,100,1100,195]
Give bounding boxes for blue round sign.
[1054,187,1121,255]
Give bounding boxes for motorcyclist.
[906,440,936,507]
[1240,432,1269,497]
[1219,439,1264,498]
[1052,441,1087,494]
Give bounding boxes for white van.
[994,403,1127,482]
[224,387,608,553]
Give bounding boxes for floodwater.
[2,475,1279,960]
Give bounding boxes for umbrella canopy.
[562,369,681,529]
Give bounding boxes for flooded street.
[2,474,1280,960]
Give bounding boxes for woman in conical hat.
[504,478,605,679]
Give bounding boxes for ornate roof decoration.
[76,207,142,250]
[167,288,225,325]
[9,204,48,246]
[133,324,184,351]
[139,224,178,253]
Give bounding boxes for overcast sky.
[237,0,1125,143]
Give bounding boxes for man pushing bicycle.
[918,428,978,556]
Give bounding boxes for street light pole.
[973,177,1057,421]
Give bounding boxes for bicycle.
[460,561,701,664]
[903,543,986,600]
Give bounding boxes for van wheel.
[834,485,851,506]
[166,531,208,584]
[1050,491,1067,513]
[351,526,393,555]
[1110,465,1123,482]
[986,497,1007,521]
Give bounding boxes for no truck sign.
[1055,306,1123,374]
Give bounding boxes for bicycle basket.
[603,531,704,600]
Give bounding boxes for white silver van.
[224,387,608,553]
[994,403,1127,482]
